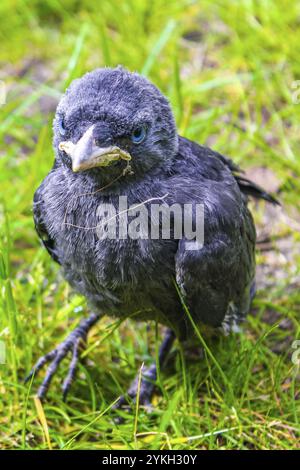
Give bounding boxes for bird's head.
[53,67,178,180]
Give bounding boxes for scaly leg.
[25,312,100,400]
[116,328,175,409]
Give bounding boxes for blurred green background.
[0,0,299,450]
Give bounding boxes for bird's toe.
[24,349,58,384]
[61,338,81,401]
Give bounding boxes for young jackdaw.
[27,66,278,404]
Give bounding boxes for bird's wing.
[215,149,279,204]
[173,137,257,329]
[178,136,279,205]
[33,179,61,265]
[174,186,256,330]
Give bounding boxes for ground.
[0,0,299,450]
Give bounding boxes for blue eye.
[131,125,146,144]
[58,116,66,136]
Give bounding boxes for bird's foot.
[25,312,100,400]
[114,329,175,414]
[115,363,157,411]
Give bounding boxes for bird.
[26,66,279,405]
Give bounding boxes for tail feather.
[213,149,280,206]
[235,175,280,206]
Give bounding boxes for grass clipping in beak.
[59,140,132,172]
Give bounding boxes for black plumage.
[27,67,278,403]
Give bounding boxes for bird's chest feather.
[42,171,177,293]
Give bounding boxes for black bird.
[27,66,278,404]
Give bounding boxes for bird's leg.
[116,328,175,409]
[25,312,100,400]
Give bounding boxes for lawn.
[0,0,299,450]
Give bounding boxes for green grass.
[0,0,299,450]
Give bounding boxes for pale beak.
[58,125,131,172]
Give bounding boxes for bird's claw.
[25,331,85,400]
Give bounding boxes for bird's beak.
[58,125,131,172]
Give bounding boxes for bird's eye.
[131,125,146,144]
[58,116,67,136]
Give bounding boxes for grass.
[0,0,299,450]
